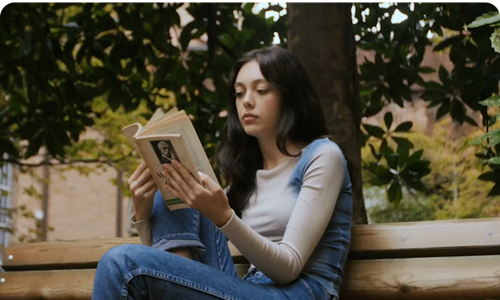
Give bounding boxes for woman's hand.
[163,160,233,227]
[128,161,158,221]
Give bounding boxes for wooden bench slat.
[350,217,500,258]
[2,238,245,271]
[0,269,94,300]
[340,254,500,299]
[4,218,499,270]
[2,237,141,271]
[1,255,499,300]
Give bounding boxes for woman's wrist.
[132,211,149,222]
[214,209,233,228]
[132,204,152,222]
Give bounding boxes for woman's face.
[234,60,282,140]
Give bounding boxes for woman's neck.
[257,136,304,170]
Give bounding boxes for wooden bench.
[1,217,499,299]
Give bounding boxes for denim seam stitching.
[153,233,202,241]
[298,277,316,300]
[153,238,205,247]
[122,268,240,300]
[215,229,225,270]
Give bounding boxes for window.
[0,160,13,249]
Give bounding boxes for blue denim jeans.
[92,194,332,300]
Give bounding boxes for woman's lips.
[242,113,258,122]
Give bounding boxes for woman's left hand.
[162,160,233,227]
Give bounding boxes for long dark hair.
[216,46,328,217]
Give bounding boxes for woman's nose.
[242,92,254,108]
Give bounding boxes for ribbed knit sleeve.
[130,215,153,246]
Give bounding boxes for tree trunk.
[287,3,367,224]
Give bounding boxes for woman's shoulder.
[292,138,347,183]
[302,137,344,159]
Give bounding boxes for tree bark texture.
[287,3,367,224]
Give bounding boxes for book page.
[144,107,166,128]
[121,123,142,153]
[145,107,180,128]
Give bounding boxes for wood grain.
[1,256,499,300]
[3,237,141,270]
[350,217,500,258]
[0,269,95,300]
[3,238,246,271]
[4,217,499,270]
[341,255,500,299]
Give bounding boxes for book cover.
[122,107,218,210]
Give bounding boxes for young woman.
[92,46,352,300]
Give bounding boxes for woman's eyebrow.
[234,79,268,87]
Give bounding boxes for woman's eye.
[257,89,268,95]
[234,91,244,98]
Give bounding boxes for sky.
[253,2,426,44]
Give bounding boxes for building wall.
[10,162,131,243]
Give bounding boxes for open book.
[122,107,219,210]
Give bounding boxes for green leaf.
[436,99,451,120]
[478,171,498,182]
[369,144,381,160]
[418,66,435,74]
[387,181,402,204]
[108,85,129,110]
[384,112,393,130]
[370,87,384,106]
[402,177,427,191]
[397,144,410,168]
[372,164,394,179]
[487,157,500,165]
[179,21,202,50]
[386,153,398,169]
[392,136,414,149]
[475,153,490,160]
[266,5,284,13]
[407,160,431,177]
[423,81,445,91]
[487,134,500,148]
[489,112,500,127]
[491,29,500,54]
[434,36,462,51]
[394,121,412,132]
[380,139,389,156]
[479,95,500,107]
[438,66,450,87]
[369,176,392,186]
[471,128,500,146]
[407,149,424,166]
[464,115,478,126]
[363,124,386,139]
[487,182,500,197]
[467,12,500,28]
[0,137,19,158]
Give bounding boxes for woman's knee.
[97,244,144,274]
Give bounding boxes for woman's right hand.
[128,161,158,222]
